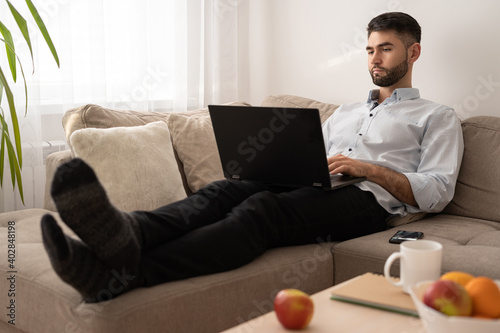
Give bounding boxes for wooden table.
[223,278,425,333]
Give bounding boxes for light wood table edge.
[222,275,425,333]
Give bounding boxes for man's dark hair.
[367,12,421,47]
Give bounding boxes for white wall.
[241,0,500,119]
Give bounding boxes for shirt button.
[359,133,362,136]
[348,148,353,152]
[369,113,373,117]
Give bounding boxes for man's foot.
[50,158,142,269]
[41,214,141,302]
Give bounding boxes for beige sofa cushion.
[261,95,339,123]
[443,116,500,222]
[44,150,73,211]
[62,104,173,150]
[70,121,186,212]
[169,114,224,193]
[333,214,500,284]
[165,102,251,193]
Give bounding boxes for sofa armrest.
[43,150,73,211]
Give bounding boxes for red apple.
[423,280,473,316]
[274,289,314,329]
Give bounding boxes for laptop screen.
[209,105,332,188]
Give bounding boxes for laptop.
[208,105,366,190]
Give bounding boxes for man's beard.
[370,57,409,87]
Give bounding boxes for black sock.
[50,158,142,269]
[41,214,142,302]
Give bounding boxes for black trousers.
[131,180,389,286]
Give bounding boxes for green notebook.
[330,272,419,317]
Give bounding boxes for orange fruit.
[465,276,500,319]
[440,271,475,287]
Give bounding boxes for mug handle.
[384,252,403,287]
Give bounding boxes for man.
[41,12,463,302]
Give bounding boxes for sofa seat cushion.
[333,214,500,284]
[0,209,334,333]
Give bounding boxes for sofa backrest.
[60,97,338,196]
[62,104,204,150]
[62,103,251,195]
[443,116,500,222]
[261,95,339,123]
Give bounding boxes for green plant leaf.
[0,139,4,188]
[0,109,6,188]
[0,110,13,185]
[0,65,22,169]
[1,108,10,189]
[1,37,31,116]
[3,125,24,204]
[0,22,16,82]
[25,0,60,67]
[0,107,24,204]
[0,76,3,104]
[6,0,34,70]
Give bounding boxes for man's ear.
[409,43,421,63]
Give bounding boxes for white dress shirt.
[322,88,464,215]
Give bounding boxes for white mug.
[384,240,443,293]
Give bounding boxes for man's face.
[366,30,410,87]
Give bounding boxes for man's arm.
[328,154,418,207]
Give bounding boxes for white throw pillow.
[69,121,187,212]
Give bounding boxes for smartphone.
[389,230,424,244]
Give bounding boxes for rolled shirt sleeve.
[403,108,464,213]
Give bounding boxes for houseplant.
[0,0,59,203]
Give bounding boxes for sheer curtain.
[1,0,240,212]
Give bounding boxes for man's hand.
[327,154,418,207]
[327,154,372,178]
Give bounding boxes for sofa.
[1,95,499,333]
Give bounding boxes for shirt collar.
[367,88,420,106]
